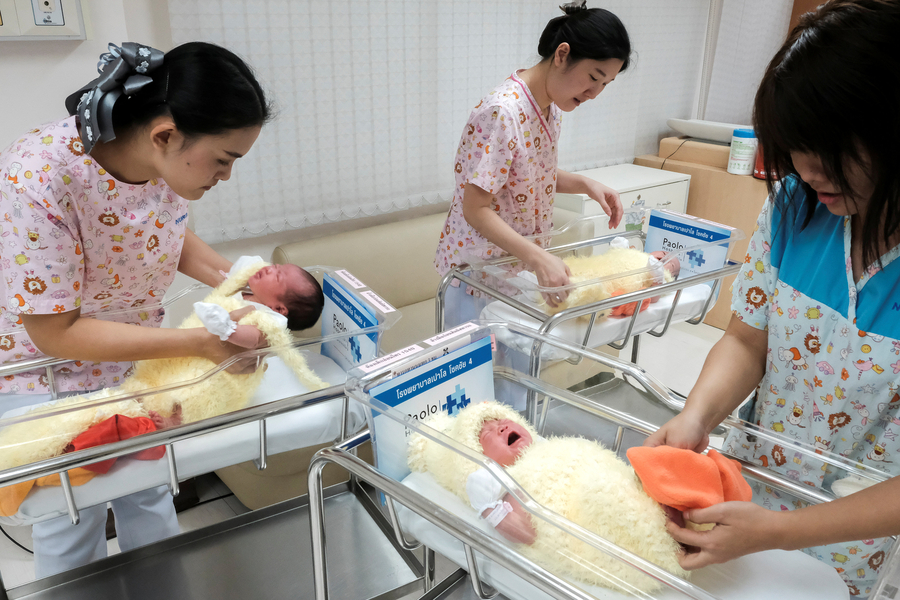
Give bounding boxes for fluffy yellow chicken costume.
[408,401,687,594]
[544,246,676,317]
[0,260,328,513]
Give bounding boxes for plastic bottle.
[753,146,767,180]
[727,128,758,176]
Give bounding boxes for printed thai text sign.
[644,209,735,296]
[368,336,494,483]
[321,272,380,370]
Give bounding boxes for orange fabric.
[68,414,163,474]
[707,448,752,504]
[0,482,35,517]
[35,468,98,487]
[609,288,651,317]
[0,415,163,517]
[0,469,97,517]
[626,447,752,511]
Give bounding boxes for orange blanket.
[626,447,752,512]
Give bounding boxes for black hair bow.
[65,42,165,153]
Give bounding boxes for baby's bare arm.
[483,494,536,545]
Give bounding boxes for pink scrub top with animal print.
[434,72,562,292]
[0,116,188,394]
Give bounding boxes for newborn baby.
[408,401,689,593]
[544,239,681,317]
[198,255,324,349]
[0,259,330,515]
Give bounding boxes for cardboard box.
[658,137,730,170]
[633,154,768,329]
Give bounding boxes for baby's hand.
[149,404,183,430]
[229,306,256,322]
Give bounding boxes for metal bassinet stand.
[436,224,742,422]
[0,270,421,600]
[0,334,427,600]
[308,323,852,600]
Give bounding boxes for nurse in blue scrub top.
[646,1,900,597]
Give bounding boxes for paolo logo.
[442,384,471,416]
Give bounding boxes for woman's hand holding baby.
[643,411,710,453]
[533,250,572,307]
[666,501,782,570]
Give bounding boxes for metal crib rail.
[325,323,864,600]
[0,383,347,525]
[436,257,740,432]
[436,233,740,345]
[494,367,838,507]
[308,440,720,600]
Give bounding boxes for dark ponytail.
[67,41,272,146]
[538,6,631,71]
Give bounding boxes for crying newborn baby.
[408,401,689,593]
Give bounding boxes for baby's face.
[479,419,533,466]
[247,264,308,312]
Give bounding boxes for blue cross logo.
[686,249,706,268]
[442,384,470,416]
[349,337,362,363]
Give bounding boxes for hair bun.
[559,1,587,15]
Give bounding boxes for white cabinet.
[555,164,690,235]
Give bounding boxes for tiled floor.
[0,321,724,595]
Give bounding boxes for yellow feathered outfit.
[0,260,328,514]
[408,401,688,593]
[544,247,674,317]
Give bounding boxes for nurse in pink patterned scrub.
[0,42,271,578]
[435,3,631,326]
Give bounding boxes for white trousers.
[2,392,180,578]
[32,484,179,578]
[442,282,483,329]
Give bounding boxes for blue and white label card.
[321,272,380,370]
[368,335,494,483]
[644,210,734,294]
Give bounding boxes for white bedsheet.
[1,352,363,525]
[482,285,711,361]
[397,472,847,600]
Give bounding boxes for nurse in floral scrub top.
[645,1,900,596]
[435,2,631,326]
[0,41,271,578]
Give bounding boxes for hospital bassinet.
[436,210,743,390]
[308,321,853,600]
[0,266,399,596]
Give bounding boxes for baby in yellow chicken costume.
[407,400,689,594]
[0,258,328,515]
[541,238,680,317]
[408,400,753,593]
